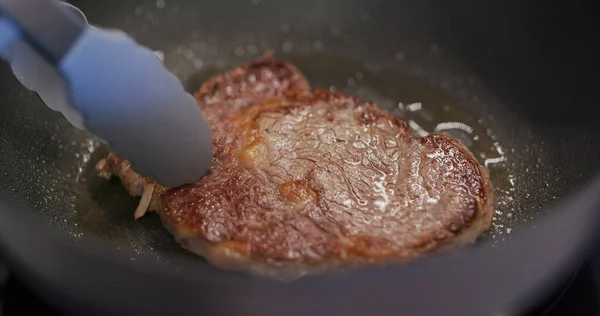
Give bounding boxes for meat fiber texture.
[96,53,493,279]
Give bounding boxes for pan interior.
[0,0,598,269]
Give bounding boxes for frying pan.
[1,0,599,315]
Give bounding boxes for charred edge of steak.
[158,212,408,281]
[195,51,310,106]
[194,52,311,158]
[418,132,494,249]
[95,153,165,215]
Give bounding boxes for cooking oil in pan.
[74,146,188,260]
[74,55,516,255]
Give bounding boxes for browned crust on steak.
[96,52,309,211]
[96,54,493,279]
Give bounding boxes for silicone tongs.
[0,0,213,187]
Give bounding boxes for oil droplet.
[246,44,258,55]
[280,23,291,33]
[312,41,324,51]
[183,49,194,61]
[193,59,204,69]
[234,46,245,57]
[134,6,144,16]
[282,41,293,53]
[144,11,154,21]
[294,23,306,32]
[330,25,342,37]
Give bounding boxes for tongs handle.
[0,0,84,64]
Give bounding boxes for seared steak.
[96,53,493,279]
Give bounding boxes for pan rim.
[1,171,599,314]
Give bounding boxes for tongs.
[0,0,213,187]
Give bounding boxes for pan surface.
[1,0,598,268]
[1,5,600,314]
[1,0,600,314]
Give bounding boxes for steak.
[96,53,494,279]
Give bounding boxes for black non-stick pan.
[1,0,599,315]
